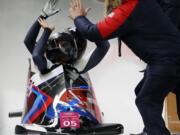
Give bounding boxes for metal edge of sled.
[15,123,124,135]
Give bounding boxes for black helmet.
[46,28,87,64]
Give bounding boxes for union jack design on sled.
[9,59,123,135]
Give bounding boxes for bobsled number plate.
[60,112,80,128]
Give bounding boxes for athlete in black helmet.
[45,29,87,65]
[24,0,110,75]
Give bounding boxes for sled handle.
[9,111,22,118]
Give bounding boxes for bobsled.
[10,60,123,135]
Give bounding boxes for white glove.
[41,0,60,18]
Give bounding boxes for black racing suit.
[72,0,180,134]
[24,16,110,74]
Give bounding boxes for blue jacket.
[74,0,180,65]
[157,0,180,29]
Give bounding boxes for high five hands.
[69,0,91,20]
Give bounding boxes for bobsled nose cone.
[15,125,27,134]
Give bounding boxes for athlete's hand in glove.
[38,18,55,31]
[41,0,60,18]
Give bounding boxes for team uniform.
[18,16,124,135]
[24,16,110,74]
[73,0,180,134]
[158,0,180,121]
